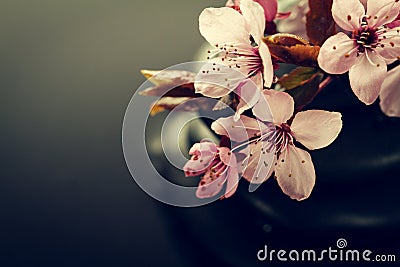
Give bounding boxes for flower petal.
[235,75,263,120]
[240,141,275,184]
[240,0,266,43]
[211,115,268,143]
[224,167,240,198]
[253,90,294,124]
[380,66,400,117]
[184,141,217,176]
[317,33,358,74]
[255,0,278,22]
[259,42,274,87]
[218,147,238,168]
[275,145,315,201]
[195,60,246,98]
[376,27,400,60]
[291,110,343,150]
[349,52,387,105]
[199,7,250,47]
[366,0,400,28]
[332,0,364,31]
[196,169,226,199]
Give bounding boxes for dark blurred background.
[0,1,224,266]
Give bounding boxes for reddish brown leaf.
[263,34,320,67]
[306,0,336,46]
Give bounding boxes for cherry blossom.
[380,65,400,117]
[184,140,239,199]
[318,0,400,105]
[195,0,274,99]
[212,90,343,200]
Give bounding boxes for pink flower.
[318,0,400,105]
[195,0,274,98]
[380,65,400,117]
[212,90,343,200]
[184,140,239,199]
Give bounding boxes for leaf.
[286,72,324,112]
[139,69,197,97]
[150,97,215,116]
[263,34,320,67]
[306,0,336,46]
[139,83,196,97]
[279,67,320,91]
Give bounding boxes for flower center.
[273,123,294,155]
[207,43,263,76]
[353,25,380,53]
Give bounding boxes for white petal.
[235,75,263,120]
[291,110,343,150]
[253,90,294,124]
[240,0,265,43]
[259,42,274,87]
[380,66,400,117]
[349,52,387,105]
[366,0,400,28]
[240,141,275,184]
[275,145,315,201]
[199,7,250,47]
[317,33,358,74]
[195,60,246,98]
[376,27,400,60]
[332,0,365,31]
[211,115,268,143]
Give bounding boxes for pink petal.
[253,90,294,124]
[235,75,263,120]
[376,27,400,60]
[259,42,274,87]
[332,0,364,31]
[317,33,358,74]
[366,0,400,28]
[218,147,238,168]
[195,60,246,98]
[240,0,266,43]
[275,145,315,201]
[275,11,291,20]
[255,0,278,22]
[380,66,400,117]
[211,115,268,143]
[386,17,400,29]
[199,7,250,47]
[291,110,343,150]
[349,52,387,105]
[239,141,275,184]
[224,167,240,198]
[184,141,217,176]
[196,169,226,199]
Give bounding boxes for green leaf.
[279,67,320,91]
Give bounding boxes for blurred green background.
[0,1,223,266]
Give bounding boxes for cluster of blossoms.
[141,0,400,201]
